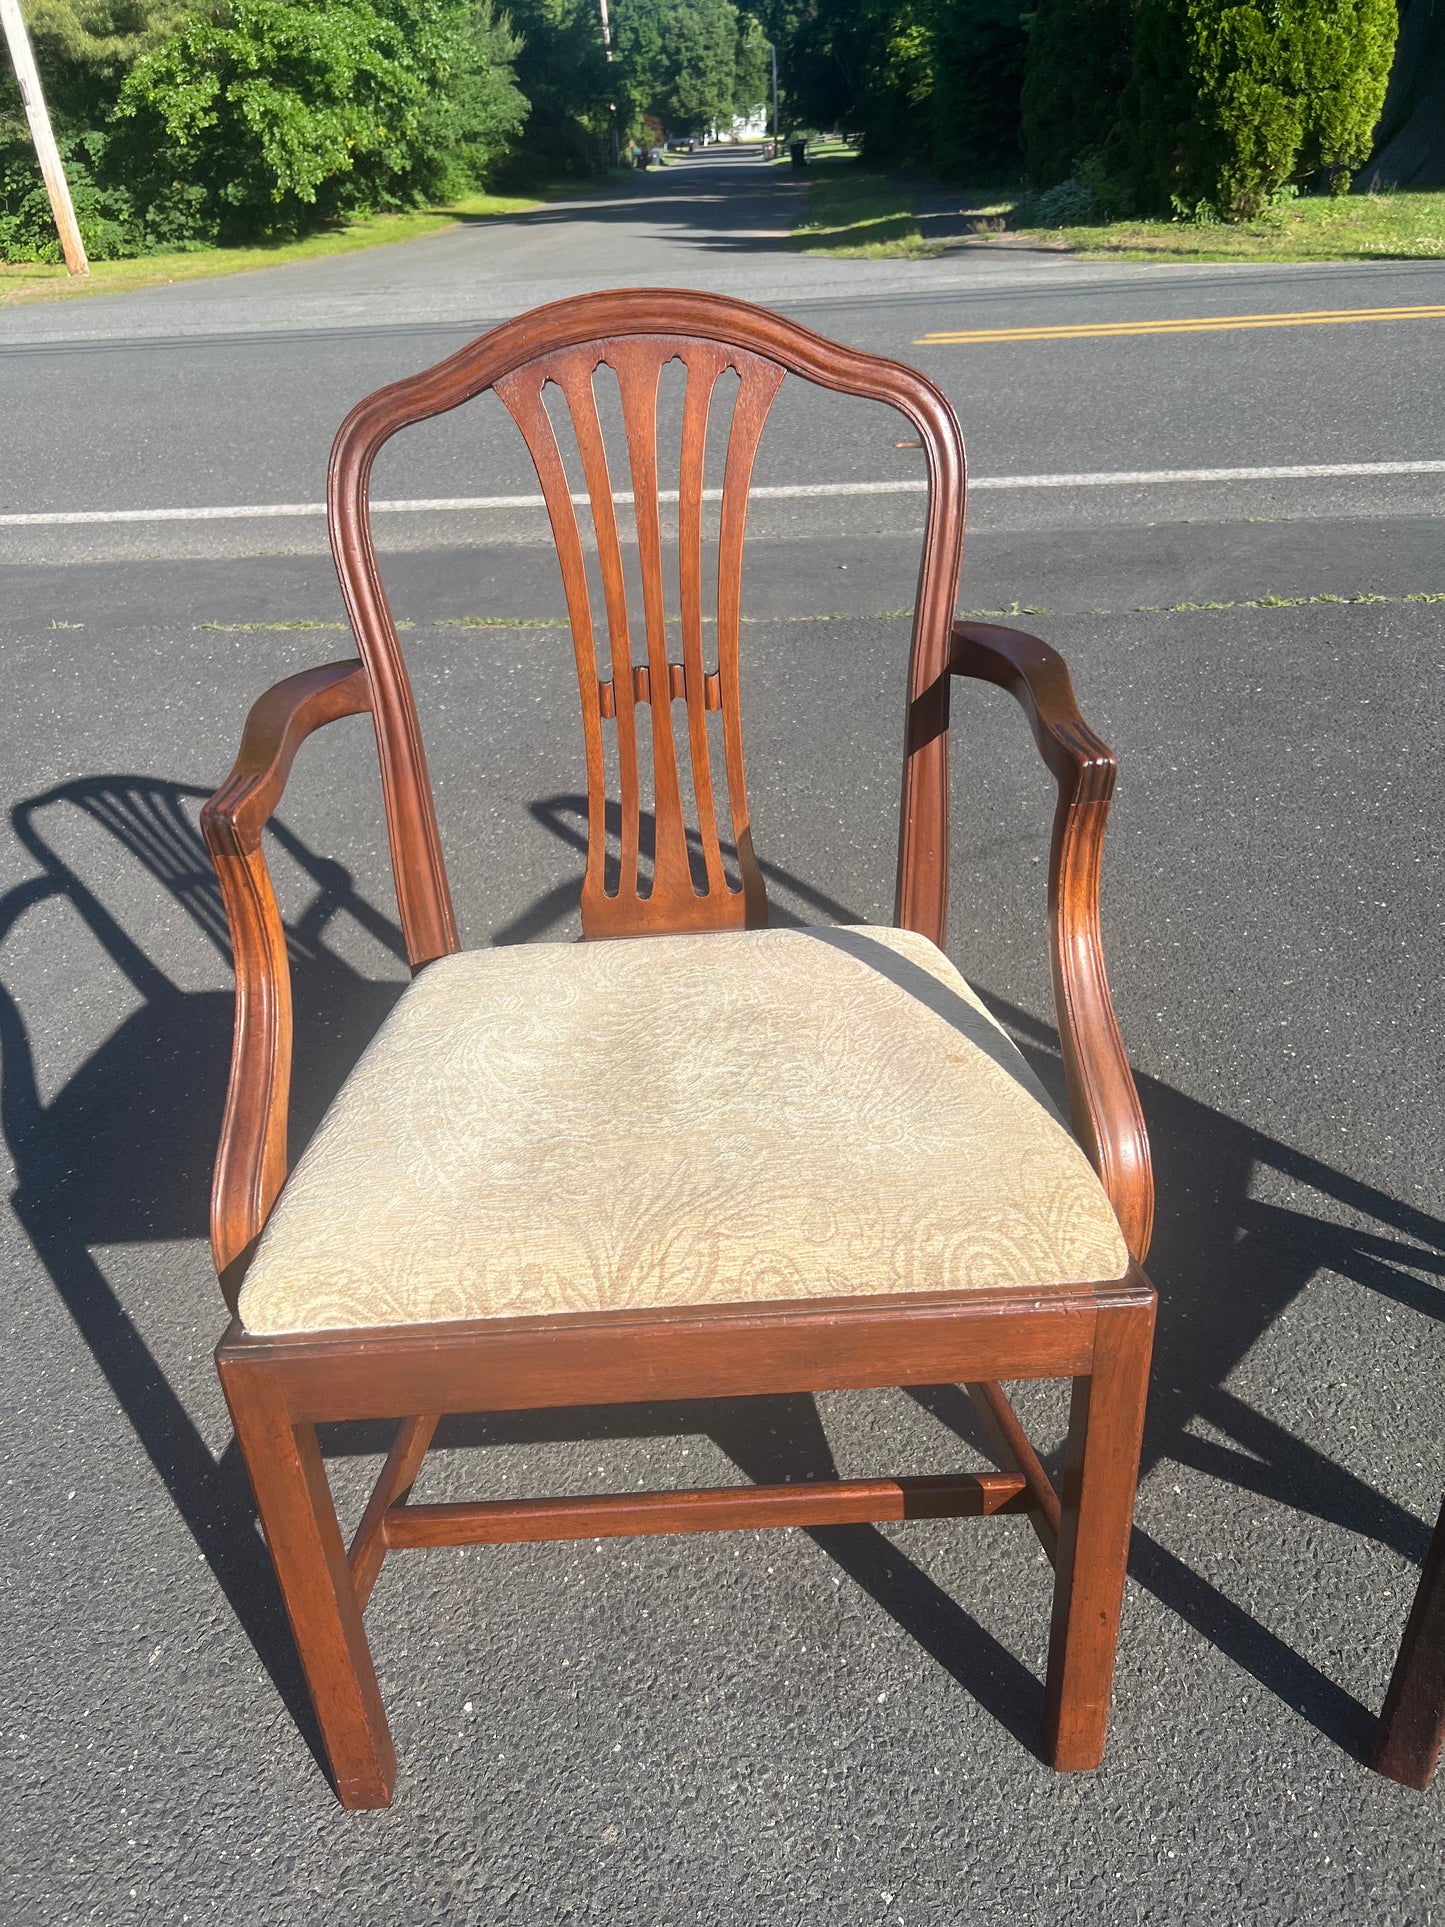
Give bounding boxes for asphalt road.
[1,149,1442,1924]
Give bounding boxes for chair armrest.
[951,621,1153,1263]
[200,661,371,1297]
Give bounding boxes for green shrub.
[114,0,526,240]
[1122,0,1398,220]
[1294,0,1398,188]
[0,132,135,259]
[1,0,526,258]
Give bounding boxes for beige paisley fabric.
[238,925,1129,1335]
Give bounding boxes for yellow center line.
[915,305,1445,344]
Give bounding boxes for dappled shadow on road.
[427,151,809,258]
[1,775,1439,1771]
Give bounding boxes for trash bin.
[789,141,807,171]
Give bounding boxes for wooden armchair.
[202,290,1156,1808]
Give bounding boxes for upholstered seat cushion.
[237,925,1129,1335]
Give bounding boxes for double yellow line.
[916,304,1445,345]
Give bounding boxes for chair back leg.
[220,1359,397,1808]
[1042,1297,1155,1770]
[1372,1495,1445,1790]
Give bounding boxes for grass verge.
[1029,190,1445,262]
[792,159,943,259]
[792,151,1445,265]
[194,590,1445,635]
[0,189,541,308]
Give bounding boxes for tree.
[733,11,770,123]
[745,0,869,133]
[499,0,610,180]
[114,0,526,239]
[1122,0,1398,218]
[659,0,741,132]
[1294,0,1400,186]
[1,0,193,256]
[1020,0,1131,187]
[614,0,753,139]
[745,0,1025,170]
[928,0,1027,179]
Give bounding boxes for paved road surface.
[1,150,1442,1924]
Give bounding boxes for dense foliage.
[0,0,1411,258]
[1,0,773,253]
[1019,0,1131,191]
[495,0,608,184]
[2,0,527,253]
[116,0,529,237]
[490,0,764,185]
[751,0,1401,214]
[749,0,1026,177]
[614,0,766,139]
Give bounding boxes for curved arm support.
[951,621,1153,1263]
[200,660,371,1299]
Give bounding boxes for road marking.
[2,461,1442,527]
[916,304,1445,344]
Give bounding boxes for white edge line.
[3,462,1443,527]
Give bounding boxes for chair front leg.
[1042,1295,1155,1769]
[219,1355,396,1808]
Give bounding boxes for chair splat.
[496,335,780,938]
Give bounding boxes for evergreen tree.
[1020,0,1132,187]
[929,0,1027,179]
[1294,0,1399,185]
[1123,0,1398,218]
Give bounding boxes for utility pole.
[766,40,779,155]
[0,0,89,275]
[597,0,620,168]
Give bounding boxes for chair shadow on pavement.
[2,775,1440,1777]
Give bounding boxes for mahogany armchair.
[202,289,1156,1808]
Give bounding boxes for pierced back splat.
[496,337,781,939]
[327,290,966,969]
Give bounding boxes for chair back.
[327,289,966,960]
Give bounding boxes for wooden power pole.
[0,0,89,275]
